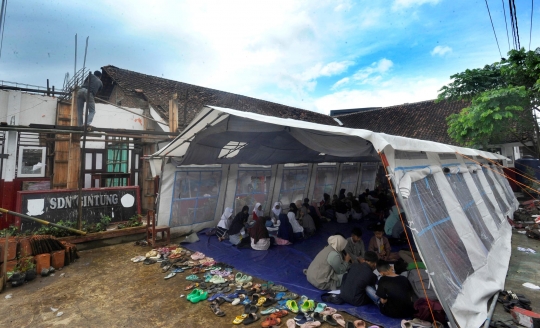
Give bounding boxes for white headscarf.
[328,235,347,252]
[287,211,304,233]
[272,202,282,218]
[217,207,233,229]
[253,202,263,218]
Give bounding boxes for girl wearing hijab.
[275,213,293,245]
[252,202,263,221]
[299,206,316,237]
[271,202,282,221]
[295,200,303,218]
[228,206,249,245]
[249,216,271,250]
[216,207,233,242]
[289,203,298,216]
[287,211,304,241]
[305,235,351,290]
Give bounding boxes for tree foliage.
[438,48,540,156]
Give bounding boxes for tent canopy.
[152,105,508,163]
[152,105,513,328]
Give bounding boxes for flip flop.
[283,292,299,300]
[256,296,267,307]
[322,314,337,326]
[262,298,276,307]
[270,309,289,318]
[261,316,281,328]
[275,292,286,300]
[207,292,225,302]
[233,314,248,325]
[314,302,327,313]
[354,320,366,328]
[302,321,322,328]
[331,313,345,327]
[251,294,260,305]
[320,306,337,315]
[271,284,287,292]
[261,307,278,315]
[185,283,198,291]
[287,319,296,328]
[231,298,241,306]
[299,295,308,305]
[186,274,200,281]
[235,272,243,282]
[164,272,176,279]
[209,301,225,317]
[242,313,260,325]
[244,304,258,315]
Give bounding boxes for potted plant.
[19,256,37,282]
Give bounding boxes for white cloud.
[282,60,355,94]
[332,77,350,90]
[315,76,449,114]
[431,45,452,56]
[392,0,440,10]
[331,58,393,90]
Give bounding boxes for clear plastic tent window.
[482,167,509,214]
[470,172,503,229]
[170,170,222,227]
[279,167,309,206]
[234,169,272,214]
[360,164,378,191]
[340,163,360,194]
[313,166,337,201]
[493,167,517,207]
[445,173,494,251]
[404,175,474,307]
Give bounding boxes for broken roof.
[337,99,470,145]
[100,65,339,127]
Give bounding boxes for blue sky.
[1,0,539,114]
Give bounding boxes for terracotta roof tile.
[337,99,470,145]
[100,65,338,127]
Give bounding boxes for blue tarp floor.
[186,219,408,328]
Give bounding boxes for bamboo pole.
[0,208,86,235]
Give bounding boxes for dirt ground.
[491,229,540,325]
[2,229,538,328]
[0,240,365,328]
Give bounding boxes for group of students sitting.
[305,228,426,319]
[214,198,321,251]
[319,187,393,223]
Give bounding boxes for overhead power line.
[530,0,534,50]
[502,0,511,51]
[485,0,503,58]
[0,0,7,59]
[510,0,521,49]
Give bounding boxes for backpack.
[407,269,438,301]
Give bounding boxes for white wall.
[0,90,57,125]
[85,103,145,149]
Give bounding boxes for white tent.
[151,105,516,328]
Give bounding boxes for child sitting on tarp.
[366,260,416,318]
[368,225,400,261]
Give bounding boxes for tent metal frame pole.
[161,107,218,157]
[388,167,459,328]
[483,291,499,328]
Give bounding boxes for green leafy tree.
[438,48,540,157]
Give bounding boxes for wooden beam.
[169,93,178,134]
[66,91,80,189]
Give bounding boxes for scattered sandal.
[261,316,281,327]
[242,313,260,325]
[164,272,176,279]
[209,301,225,317]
